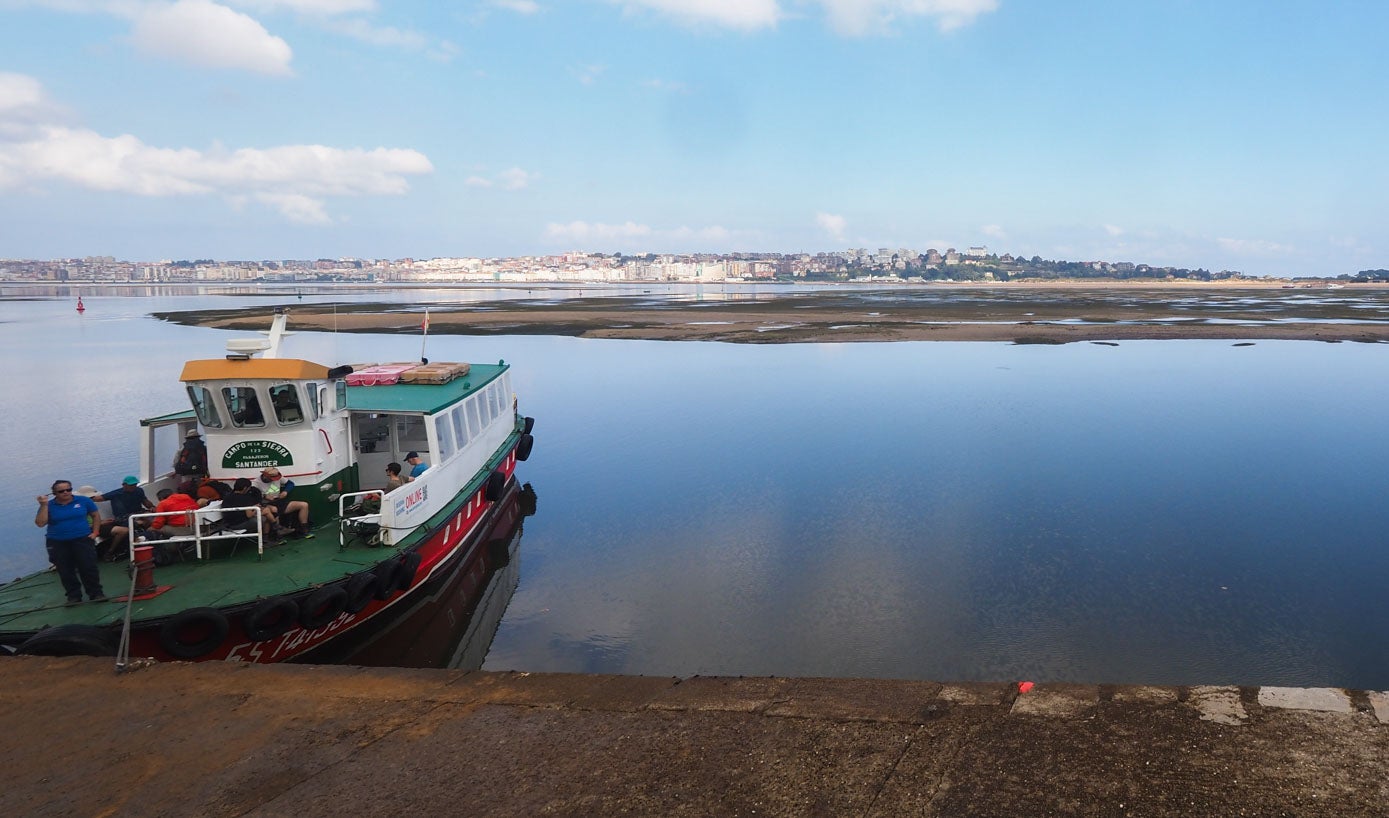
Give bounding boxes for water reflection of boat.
[301,482,536,668]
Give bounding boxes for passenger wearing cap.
[173,428,209,479]
[92,476,155,561]
[259,468,314,539]
[405,451,429,481]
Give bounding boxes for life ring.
[16,624,119,657]
[484,470,506,501]
[515,434,534,462]
[371,559,401,600]
[522,416,535,435]
[395,551,423,591]
[343,572,380,614]
[298,585,349,630]
[243,596,299,642]
[160,608,230,659]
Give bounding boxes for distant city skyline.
[2,1,1386,277]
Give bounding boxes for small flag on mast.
[421,309,430,332]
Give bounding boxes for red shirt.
[150,493,199,529]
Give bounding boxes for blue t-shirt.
[410,462,429,478]
[47,495,98,540]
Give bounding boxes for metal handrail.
[128,504,266,560]
[337,489,384,548]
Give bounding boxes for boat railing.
[127,505,268,561]
[337,490,384,549]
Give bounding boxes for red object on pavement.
[1018,681,1035,694]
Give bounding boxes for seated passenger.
[221,478,275,540]
[272,389,303,424]
[148,488,199,534]
[385,462,405,491]
[92,476,155,561]
[195,477,231,506]
[405,451,429,481]
[259,468,313,539]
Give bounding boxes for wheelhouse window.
[335,380,348,412]
[186,384,223,428]
[222,386,266,428]
[305,382,320,421]
[269,384,304,426]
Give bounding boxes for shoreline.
[157,285,1389,344]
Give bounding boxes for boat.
[0,309,536,664]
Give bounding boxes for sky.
[1,0,1386,276]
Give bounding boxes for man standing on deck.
[35,480,107,605]
[173,430,208,479]
[405,451,429,481]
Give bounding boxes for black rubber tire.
[242,596,299,642]
[371,559,401,600]
[515,434,534,462]
[484,470,506,501]
[298,585,349,630]
[343,572,380,614]
[395,551,423,591]
[522,416,535,435]
[16,624,119,657]
[160,608,230,659]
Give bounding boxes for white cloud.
[490,0,539,12]
[980,223,1005,239]
[816,212,846,241]
[642,78,689,93]
[571,63,606,85]
[815,0,998,35]
[256,191,330,223]
[229,0,375,14]
[465,167,539,190]
[1216,237,1295,257]
[0,74,432,223]
[321,15,427,49]
[611,0,779,31]
[1103,224,1124,237]
[545,220,653,242]
[497,167,538,189]
[130,0,294,75]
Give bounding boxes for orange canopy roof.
[180,358,331,382]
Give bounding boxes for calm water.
[4,287,1388,688]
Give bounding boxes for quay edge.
[2,658,1388,817]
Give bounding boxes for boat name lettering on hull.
[222,440,294,469]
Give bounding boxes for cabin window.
[481,386,496,426]
[270,384,304,426]
[436,414,455,462]
[466,397,481,437]
[305,382,320,420]
[186,385,223,428]
[451,404,469,449]
[222,386,266,427]
[335,380,348,412]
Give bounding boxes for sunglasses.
[53,488,73,494]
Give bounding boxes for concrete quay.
[2,657,1387,817]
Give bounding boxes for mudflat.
[160,283,1389,344]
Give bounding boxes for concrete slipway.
[2,657,1387,816]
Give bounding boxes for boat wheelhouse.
[0,310,536,664]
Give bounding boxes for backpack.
[174,443,208,475]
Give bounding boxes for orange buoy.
[76,296,86,313]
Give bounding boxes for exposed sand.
[161,284,1389,344]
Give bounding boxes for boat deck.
[0,521,389,634]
